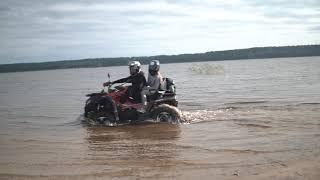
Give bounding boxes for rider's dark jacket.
[112,71,147,102]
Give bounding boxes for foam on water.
[188,63,225,75]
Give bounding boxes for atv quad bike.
[84,77,181,125]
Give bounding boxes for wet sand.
[230,157,320,180]
[1,153,319,180]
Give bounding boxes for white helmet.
[128,61,141,75]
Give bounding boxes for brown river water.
[0,57,319,179]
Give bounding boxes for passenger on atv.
[141,60,164,112]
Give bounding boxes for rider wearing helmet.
[147,60,163,90]
[103,61,147,103]
[141,60,164,110]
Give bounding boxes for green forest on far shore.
[0,45,319,73]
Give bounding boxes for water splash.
[80,109,227,126]
[181,110,219,123]
[188,63,225,75]
[82,116,119,127]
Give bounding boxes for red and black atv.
[84,77,181,126]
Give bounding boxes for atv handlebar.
[102,82,129,93]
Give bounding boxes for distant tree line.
[0,45,319,73]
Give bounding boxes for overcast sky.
[0,0,319,64]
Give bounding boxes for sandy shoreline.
[228,156,320,180]
[1,156,319,180]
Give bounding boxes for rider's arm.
[141,72,147,88]
[112,76,132,84]
[104,76,131,86]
